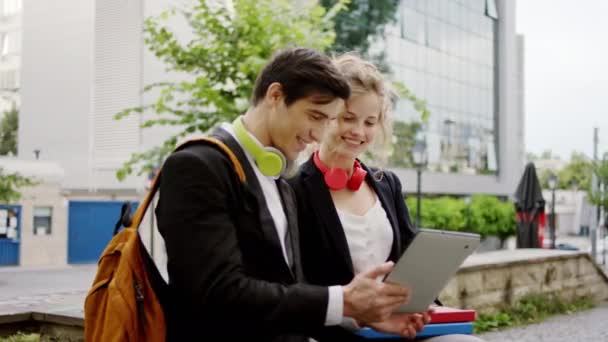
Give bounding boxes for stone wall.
[438,249,608,314]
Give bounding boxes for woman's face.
[322,91,383,160]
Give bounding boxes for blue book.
[355,322,474,339]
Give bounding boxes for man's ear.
[264,82,284,106]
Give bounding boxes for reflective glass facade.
[385,0,498,174]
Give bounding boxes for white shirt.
[331,197,395,334]
[221,122,343,326]
[336,199,394,277]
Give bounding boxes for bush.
[405,195,516,243]
[0,333,39,342]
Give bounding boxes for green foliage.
[558,152,592,190]
[0,332,39,342]
[0,168,37,204]
[540,149,560,160]
[588,155,608,222]
[116,0,431,180]
[0,105,18,156]
[539,152,593,190]
[320,0,400,70]
[473,293,596,333]
[392,81,430,122]
[469,194,516,241]
[405,195,516,242]
[114,0,348,180]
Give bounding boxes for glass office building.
[382,0,500,176]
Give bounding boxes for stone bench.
[0,311,83,341]
[438,249,608,313]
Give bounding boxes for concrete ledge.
[0,311,83,340]
[462,249,584,269]
[0,312,32,325]
[31,312,83,327]
[440,249,608,313]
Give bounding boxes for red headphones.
[313,151,367,191]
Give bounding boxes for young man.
[156,47,414,341]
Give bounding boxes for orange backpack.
[84,137,246,341]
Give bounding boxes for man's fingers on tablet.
[380,282,410,297]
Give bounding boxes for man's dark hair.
[252,47,351,106]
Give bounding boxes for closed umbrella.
[514,162,546,248]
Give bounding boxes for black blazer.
[288,156,419,341]
[155,127,329,342]
[289,156,418,287]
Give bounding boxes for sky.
[516,0,608,160]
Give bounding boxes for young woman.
[289,54,484,342]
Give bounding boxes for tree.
[115,0,348,180]
[539,151,592,190]
[320,0,399,71]
[0,167,37,204]
[556,152,592,190]
[540,149,560,160]
[0,105,18,155]
[588,154,608,226]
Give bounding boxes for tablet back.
[385,228,480,313]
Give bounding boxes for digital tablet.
[384,228,480,313]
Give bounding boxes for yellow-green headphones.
[233,116,287,177]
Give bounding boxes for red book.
[429,306,476,324]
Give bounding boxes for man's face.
[268,94,345,161]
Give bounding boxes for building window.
[0,208,18,239]
[33,207,52,236]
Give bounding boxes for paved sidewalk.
[0,265,96,319]
[480,301,608,342]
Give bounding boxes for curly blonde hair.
[332,52,397,168]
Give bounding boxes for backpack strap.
[128,137,246,230]
[114,202,133,235]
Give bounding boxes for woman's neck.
[318,144,356,176]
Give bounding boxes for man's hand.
[367,309,433,339]
[342,262,411,324]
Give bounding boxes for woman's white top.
[336,198,394,276]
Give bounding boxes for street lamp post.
[548,174,558,249]
[412,140,427,228]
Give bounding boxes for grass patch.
[0,333,39,342]
[473,293,596,333]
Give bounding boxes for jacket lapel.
[301,158,355,276]
[212,127,291,274]
[364,165,402,262]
